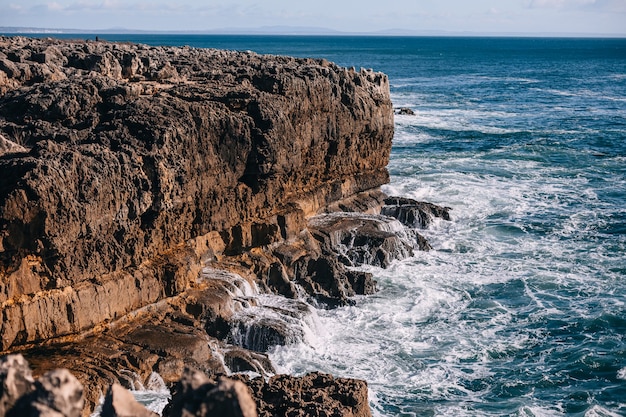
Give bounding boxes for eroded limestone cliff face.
[0,36,452,416]
[0,36,392,351]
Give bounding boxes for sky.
[1,0,625,36]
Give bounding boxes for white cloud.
[7,3,23,11]
[31,0,187,13]
[525,0,598,9]
[47,2,65,11]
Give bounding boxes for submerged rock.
[221,347,275,376]
[308,212,421,267]
[395,107,415,115]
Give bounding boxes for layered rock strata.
[0,36,451,416]
[0,35,391,351]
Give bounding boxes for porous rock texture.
[243,372,371,417]
[165,368,258,417]
[0,35,392,351]
[0,354,84,417]
[0,36,452,416]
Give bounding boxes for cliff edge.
[0,36,451,416]
[0,36,392,348]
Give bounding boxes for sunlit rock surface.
[0,36,450,416]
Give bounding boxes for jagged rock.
[0,354,35,416]
[382,196,451,228]
[243,372,371,417]
[21,308,227,416]
[308,213,418,267]
[395,107,415,115]
[101,384,158,417]
[0,35,393,353]
[0,36,453,417]
[27,369,84,417]
[1,356,83,417]
[222,348,275,376]
[166,369,257,417]
[0,134,27,156]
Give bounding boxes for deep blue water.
[15,34,626,416]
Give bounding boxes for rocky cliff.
[0,35,392,348]
[0,36,450,416]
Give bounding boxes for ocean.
[17,34,626,416]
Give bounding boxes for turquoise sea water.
[15,34,626,416]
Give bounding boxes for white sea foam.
[531,87,626,103]
[271,118,625,415]
[515,405,566,417]
[89,372,170,417]
[393,107,523,135]
[132,373,170,415]
[201,269,322,352]
[584,405,625,417]
[201,267,258,297]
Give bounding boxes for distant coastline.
[1,25,625,38]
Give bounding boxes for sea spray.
[202,267,323,352]
[90,372,171,417]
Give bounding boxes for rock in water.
[308,212,418,267]
[382,196,452,228]
[395,107,415,115]
[101,384,158,417]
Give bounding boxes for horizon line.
[1,26,625,39]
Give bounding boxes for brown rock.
[0,356,84,417]
[307,212,417,267]
[28,369,84,417]
[382,196,452,228]
[167,369,257,417]
[0,35,393,352]
[0,354,35,416]
[0,36,447,417]
[101,383,158,417]
[222,347,275,376]
[244,372,371,417]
